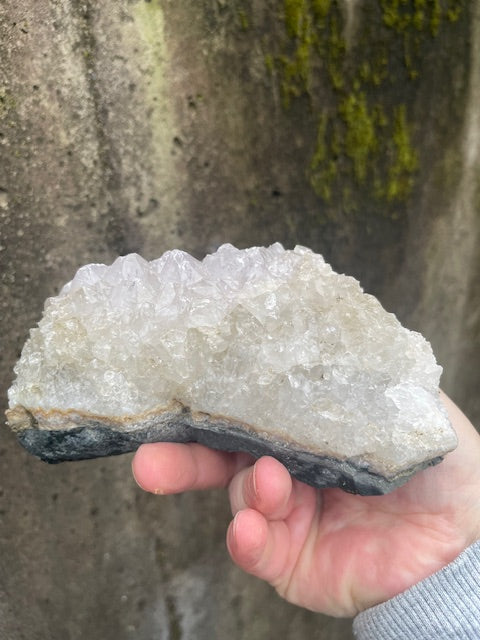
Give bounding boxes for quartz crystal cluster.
[7,244,457,492]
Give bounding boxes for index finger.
[132,442,253,494]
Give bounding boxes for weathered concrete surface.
[0,1,479,638]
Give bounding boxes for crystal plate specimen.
[6,244,457,494]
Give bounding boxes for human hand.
[132,392,480,617]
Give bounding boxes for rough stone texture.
[1,1,479,639]
[6,405,446,495]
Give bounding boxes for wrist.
[353,541,480,639]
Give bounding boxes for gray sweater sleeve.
[353,540,480,639]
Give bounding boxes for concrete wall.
[1,1,479,638]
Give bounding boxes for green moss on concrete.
[284,0,308,38]
[378,0,458,76]
[325,13,345,90]
[238,9,249,30]
[0,87,16,119]
[310,111,337,201]
[339,91,377,183]
[446,2,463,22]
[278,0,315,104]
[264,53,275,74]
[385,105,418,201]
[311,95,419,212]
[266,0,464,217]
[276,0,344,103]
[380,0,442,35]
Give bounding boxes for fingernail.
[232,511,241,538]
[251,463,258,499]
[154,488,166,495]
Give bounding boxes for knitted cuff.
[353,541,480,639]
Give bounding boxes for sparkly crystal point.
[6,244,457,494]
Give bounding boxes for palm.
[133,392,480,617]
[270,478,469,617]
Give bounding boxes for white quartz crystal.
[8,244,456,476]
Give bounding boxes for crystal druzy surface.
[7,244,457,488]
